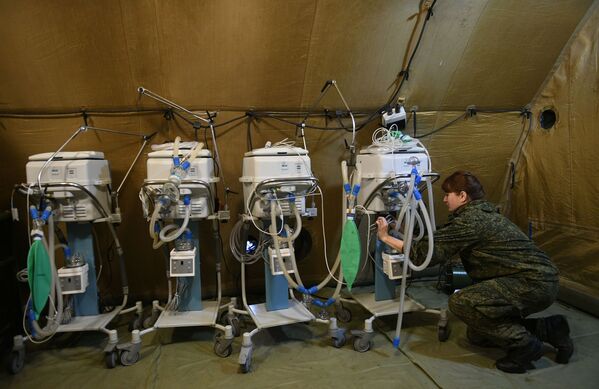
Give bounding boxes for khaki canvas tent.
[1,0,598,385]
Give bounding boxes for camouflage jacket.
[412,200,559,282]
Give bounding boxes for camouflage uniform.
[412,200,559,348]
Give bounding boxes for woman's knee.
[448,291,470,317]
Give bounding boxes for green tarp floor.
[2,283,598,388]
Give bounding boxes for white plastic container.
[382,252,407,280]
[240,146,315,218]
[357,145,430,212]
[58,263,89,294]
[144,149,217,220]
[26,151,112,222]
[169,247,196,277]
[267,246,296,276]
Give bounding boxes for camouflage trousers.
[448,277,559,348]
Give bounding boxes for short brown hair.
[441,171,485,200]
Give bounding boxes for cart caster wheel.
[239,358,251,374]
[335,306,352,323]
[129,315,142,331]
[214,342,233,358]
[353,338,372,353]
[119,350,140,366]
[7,351,24,375]
[219,312,241,337]
[143,316,153,329]
[228,317,241,337]
[438,325,450,342]
[332,335,346,348]
[213,334,233,358]
[143,314,158,329]
[105,351,118,369]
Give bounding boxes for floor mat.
[2,284,598,388]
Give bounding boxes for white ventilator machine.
[9,126,150,373]
[230,139,346,373]
[340,106,449,352]
[116,88,235,364]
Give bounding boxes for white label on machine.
[295,163,302,173]
[280,185,296,193]
[403,156,421,167]
[280,162,289,172]
[67,167,78,179]
[188,166,198,177]
[50,167,62,177]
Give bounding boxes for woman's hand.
[376,216,404,252]
[376,217,389,241]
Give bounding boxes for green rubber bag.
[27,240,52,320]
[340,219,361,291]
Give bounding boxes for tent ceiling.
[0,0,592,112]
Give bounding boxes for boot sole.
[555,338,574,364]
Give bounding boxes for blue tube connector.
[311,297,335,308]
[41,207,52,221]
[351,184,361,196]
[411,167,422,201]
[29,207,39,220]
[297,286,308,294]
[183,195,191,205]
[63,246,72,259]
[173,156,180,166]
[27,301,36,337]
[288,194,296,203]
[343,183,351,194]
[181,161,191,171]
[413,188,422,201]
[393,337,400,348]
[297,285,319,295]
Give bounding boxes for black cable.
[213,113,248,128]
[413,108,524,139]
[172,109,196,127]
[246,115,254,151]
[512,110,533,169]
[388,0,438,105]
[0,108,166,119]
[258,110,373,118]
[253,110,382,132]
[415,112,467,138]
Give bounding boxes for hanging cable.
[388,0,438,105]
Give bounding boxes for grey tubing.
[270,200,343,293]
[393,174,416,234]
[106,216,129,294]
[284,225,304,287]
[158,205,191,242]
[31,182,129,292]
[407,199,434,271]
[288,200,343,291]
[212,219,224,302]
[394,197,418,342]
[270,202,300,289]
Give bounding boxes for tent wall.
[0,0,594,300]
[1,111,525,300]
[0,0,590,112]
[511,1,599,294]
